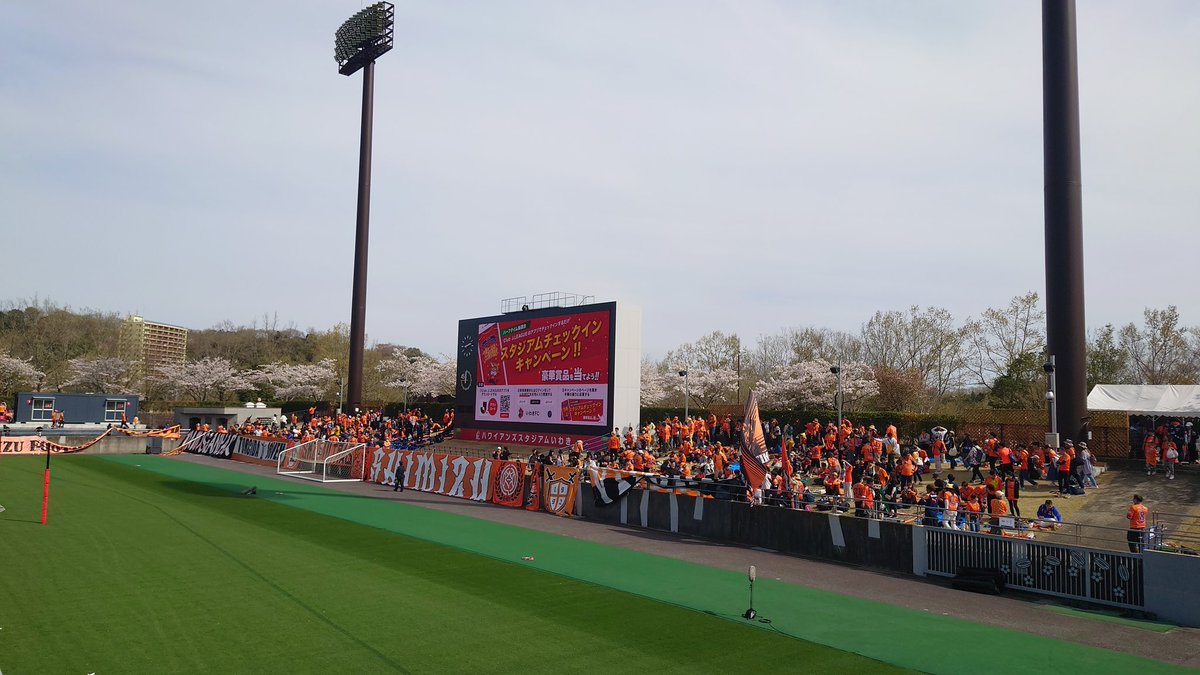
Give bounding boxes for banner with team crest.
[491,460,526,508]
[541,465,580,517]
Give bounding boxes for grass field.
[0,456,908,673]
[0,455,1189,674]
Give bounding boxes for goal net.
[276,438,366,483]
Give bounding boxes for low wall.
[1143,550,1200,626]
[49,434,179,455]
[580,488,914,576]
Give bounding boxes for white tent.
[1087,385,1200,416]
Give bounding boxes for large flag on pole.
[740,391,771,492]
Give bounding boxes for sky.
[2,1,1197,360]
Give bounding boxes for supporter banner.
[491,461,525,508]
[524,469,542,511]
[590,467,642,507]
[179,430,236,459]
[0,429,113,455]
[367,448,494,502]
[542,465,580,517]
[231,435,293,464]
[115,425,182,440]
[590,466,711,500]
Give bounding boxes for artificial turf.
[2,455,1190,674]
[0,455,909,674]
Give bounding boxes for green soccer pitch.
[0,455,1186,674]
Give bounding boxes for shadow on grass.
[157,480,395,503]
[158,480,301,501]
[0,516,44,525]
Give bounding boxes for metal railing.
[500,292,596,314]
[1149,510,1200,554]
[924,527,1145,609]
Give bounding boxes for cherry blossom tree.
[756,359,878,411]
[0,351,44,396]
[668,367,738,408]
[253,359,337,401]
[639,359,669,406]
[63,356,132,393]
[378,349,455,399]
[155,357,253,402]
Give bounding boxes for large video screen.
[455,302,616,437]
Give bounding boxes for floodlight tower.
[1042,0,1087,444]
[335,2,394,412]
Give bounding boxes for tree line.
[0,300,453,406]
[641,293,1200,413]
[2,295,1197,413]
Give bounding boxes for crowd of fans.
[192,407,454,450]
[517,414,1111,534]
[183,405,1194,540]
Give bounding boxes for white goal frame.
[276,438,365,483]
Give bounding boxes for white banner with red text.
[0,428,113,455]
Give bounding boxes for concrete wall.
[52,434,174,455]
[1143,550,1200,626]
[580,488,914,576]
[611,303,642,434]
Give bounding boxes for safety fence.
[1149,510,1200,554]
[923,527,1145,609]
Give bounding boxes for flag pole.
[41,440,51,525]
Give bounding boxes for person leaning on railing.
[1127,494,1149,553]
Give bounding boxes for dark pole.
[347,60,375,412]
[1042,0,1088,444]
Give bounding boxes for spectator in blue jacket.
[1036,499,1062,528]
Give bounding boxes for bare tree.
[963,291,1046,387]
[1118,306,1197,384]
[860,305,967,396]
[788,327,863,364]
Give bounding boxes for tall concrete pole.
[347,60,375,412]
[1042,0,1088,443]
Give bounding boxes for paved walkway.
[170,453,1200,668]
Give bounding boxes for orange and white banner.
[367,448,495,502]
[590,465,710,499]
[542,465,580,516]
[0,428,113,455]
[491,460,526,508]
[115,425,182,440]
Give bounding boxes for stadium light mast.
[1042,0,1088,445]
[335,2,395,412]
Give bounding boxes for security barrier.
[923,526,1144,609]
